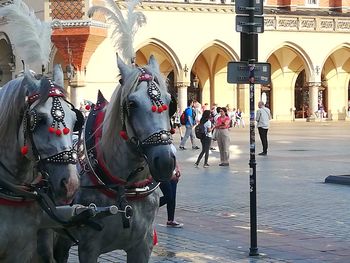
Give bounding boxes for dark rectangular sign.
[227,61,271,85]
[236,15,264,33]
[235,0,264,16]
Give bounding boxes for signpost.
[227,0,271,257]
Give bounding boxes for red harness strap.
[0,198,34,206]
[93,105,127,186]
[85,102,157,201]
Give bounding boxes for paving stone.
[68,122,350,262]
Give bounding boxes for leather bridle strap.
[0,160,38,199]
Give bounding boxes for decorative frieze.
[320,19,335,31]
[300,18,316,31]
[52,20,108,29]
[277,17,298,30]
[136,2,350,33]
[336,19,350,31]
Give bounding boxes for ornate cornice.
[133,2,234,13]
[265,16,350,32]
[52,20,108,29]
[129,2,350,33]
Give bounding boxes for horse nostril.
[154,156,160,170]
[61,178,67,189]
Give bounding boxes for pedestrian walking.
[256,101,271,156]
[215,107,231,166]
[179,100,199,150]
[159,144,183,228]
[171,107,183,140]
[194,110,213,168]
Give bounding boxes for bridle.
[0,78,83,225]
[23,82,80,166]
[120,67,173,155]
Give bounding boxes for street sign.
[227,61,271,85]
[235,0,263,16]
[236,15,264,33]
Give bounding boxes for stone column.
[68,70,86,107]
[176,82,189,112]
[308,82,321,120]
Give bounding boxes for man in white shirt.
[256,101,271,156]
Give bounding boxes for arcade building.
[1,0,350,121]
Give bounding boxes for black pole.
[239,0,259,256]
[248,62,258,256]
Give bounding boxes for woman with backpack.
[194,110,213,168]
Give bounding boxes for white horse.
[0,66,82,262]
[49,55,176,263]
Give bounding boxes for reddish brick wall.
[49,0,84,20]
[266,0,350,8]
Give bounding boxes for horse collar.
[82,102,159,200]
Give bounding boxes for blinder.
[72,108,85,132]
[168,94,177,118]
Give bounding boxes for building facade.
[0,0,350,121]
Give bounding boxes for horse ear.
[53,64,64,88]
[117,56,132,79]
[23,70,40,94]
[97,90,107,105]
[148,55,160,74]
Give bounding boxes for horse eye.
[128,101,137,109]
[153,77,159,85]
[37,113,47,125]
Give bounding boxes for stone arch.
[135,38,182,100]
[135,38,181,77]
[322,44,350,120]
[0,32,15,85]
[189,40,239,108]
[267,42,314,120]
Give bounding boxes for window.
[306,0,318,6]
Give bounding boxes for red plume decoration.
[119,130,128,140]
[21,146,28,155]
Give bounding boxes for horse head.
[102,56,176,182]
[19,65,82,203]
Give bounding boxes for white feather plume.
[88,0,146,64]
[0,0,53,65]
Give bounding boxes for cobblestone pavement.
[68,121,350,262]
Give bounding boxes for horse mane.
[101,63,168,157]
[0,75,56,148]
[0,77,26,148]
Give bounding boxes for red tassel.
[63,127,70,135]
[21,145,28,155]
[119,130,128,140]
[85,104,91,111]
[157,106,163,113]
[56,129,62,136]
[162,104,168,110]
[151,105,157,112]
[170,128,175,134]
[153,228,158,246]
[49,127,56,133]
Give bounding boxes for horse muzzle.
[143,145,176,182]
[46,164,80,204]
